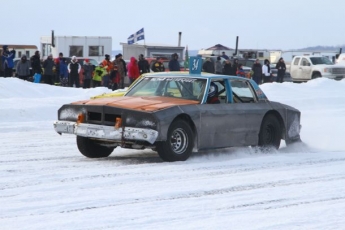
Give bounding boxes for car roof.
[141,71,247,81]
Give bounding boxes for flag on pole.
[127,28,145,44]
[184,45,189,70]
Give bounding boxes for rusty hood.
[71,96,199,111]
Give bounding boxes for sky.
[3,0,345,51]
[0,77,345,229]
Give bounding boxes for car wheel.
[258,114,281,150]
[156,119,194,162]
[312,73,321,79]
[76,136,114,158]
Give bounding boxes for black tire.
[258,114,282,150]
[76,136,114,158]
[156,119,194,162]
[312,73,321,79]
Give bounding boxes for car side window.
[230,80,256,103]
[293,58,300,65]
[213,81,226,103]
[301,58,310,66]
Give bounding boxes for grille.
[332,68,345,74]
[88,112,102,122]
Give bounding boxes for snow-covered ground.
[1,78,345,230]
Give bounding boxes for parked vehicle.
[290,55,345,82]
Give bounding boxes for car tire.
[258,114,281,150]
[312,73,321,79]
[76,136,114,158]
[156,119,194,162]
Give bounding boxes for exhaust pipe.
[234,36,239,56]
[178,32,182,47]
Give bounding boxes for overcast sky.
[3,0,345,51]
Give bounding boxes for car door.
[291,57,302,80]
[300,58,312,80]
[198,79,248,149]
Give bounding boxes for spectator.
[236,63,246,77]
[262,59,272,83]
[82,59,93,88]
[117,53,127,78]
[113,54,125,88]
[93,63,106,87]
[138,54,150,74]
[2,45,16,77]
[251,59,262,84]
[215,56,223,74]
[68,56,81,87]
[57,53,68,87]
[31,51,42,83]
[221,51,229,60]
[168,53,181,71]
[275,57,286,83]
[202,57,215,73]
[151,58,165,72]
[222,59,232,75]
[231,59,238,76]
[127,57,140,84]
[16,55,31,81]
[101,54,114,88]
[43,54,55,85]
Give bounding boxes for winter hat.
[84,58,89,63]
[71,56,77,60]
[2,45,8,50]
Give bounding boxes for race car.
[53,57,301,162]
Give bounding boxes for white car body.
[290,55,345,81]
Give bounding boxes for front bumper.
[53,121,158,144]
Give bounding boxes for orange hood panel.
[71,96,199,111]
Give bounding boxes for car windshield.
[125,76,207,102]
[310,57,333,65]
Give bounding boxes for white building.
[120,43,184,60]
[40,36,112,62]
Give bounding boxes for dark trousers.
[112,83,118,91]
[18,75,30,81]
[83,79,91,89]
[43,74,54,85]
[252,75,262,85]
[69,74,80,88]
[4,67,13,77]
[93,80,101,87]
[276,74,284,83]
[263,75,271,83]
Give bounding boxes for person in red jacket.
[127,57,140,84]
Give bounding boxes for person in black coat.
[168,53,181,71]
[231,59,238,76]
[138,54,150,74]
[202,58,215,73]
[275,57,286,83]
[222,59,232,75]
[251,59,262,84]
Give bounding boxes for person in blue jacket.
[2,45,16,77]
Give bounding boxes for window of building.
[18,51,22,57]
[26,51,30,57]
[88,46,104,56]
[258,52,264,58]
[69,46,83,57]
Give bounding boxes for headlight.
[324,68,332,73]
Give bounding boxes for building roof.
[120,42,184,49]
[206,44,233,51]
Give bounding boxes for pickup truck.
[290,55,345,81]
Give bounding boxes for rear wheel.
[156,119,194,162]
[258,114,281,150]
[76,136,114,158]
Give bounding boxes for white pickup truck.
[290,55,345,81]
